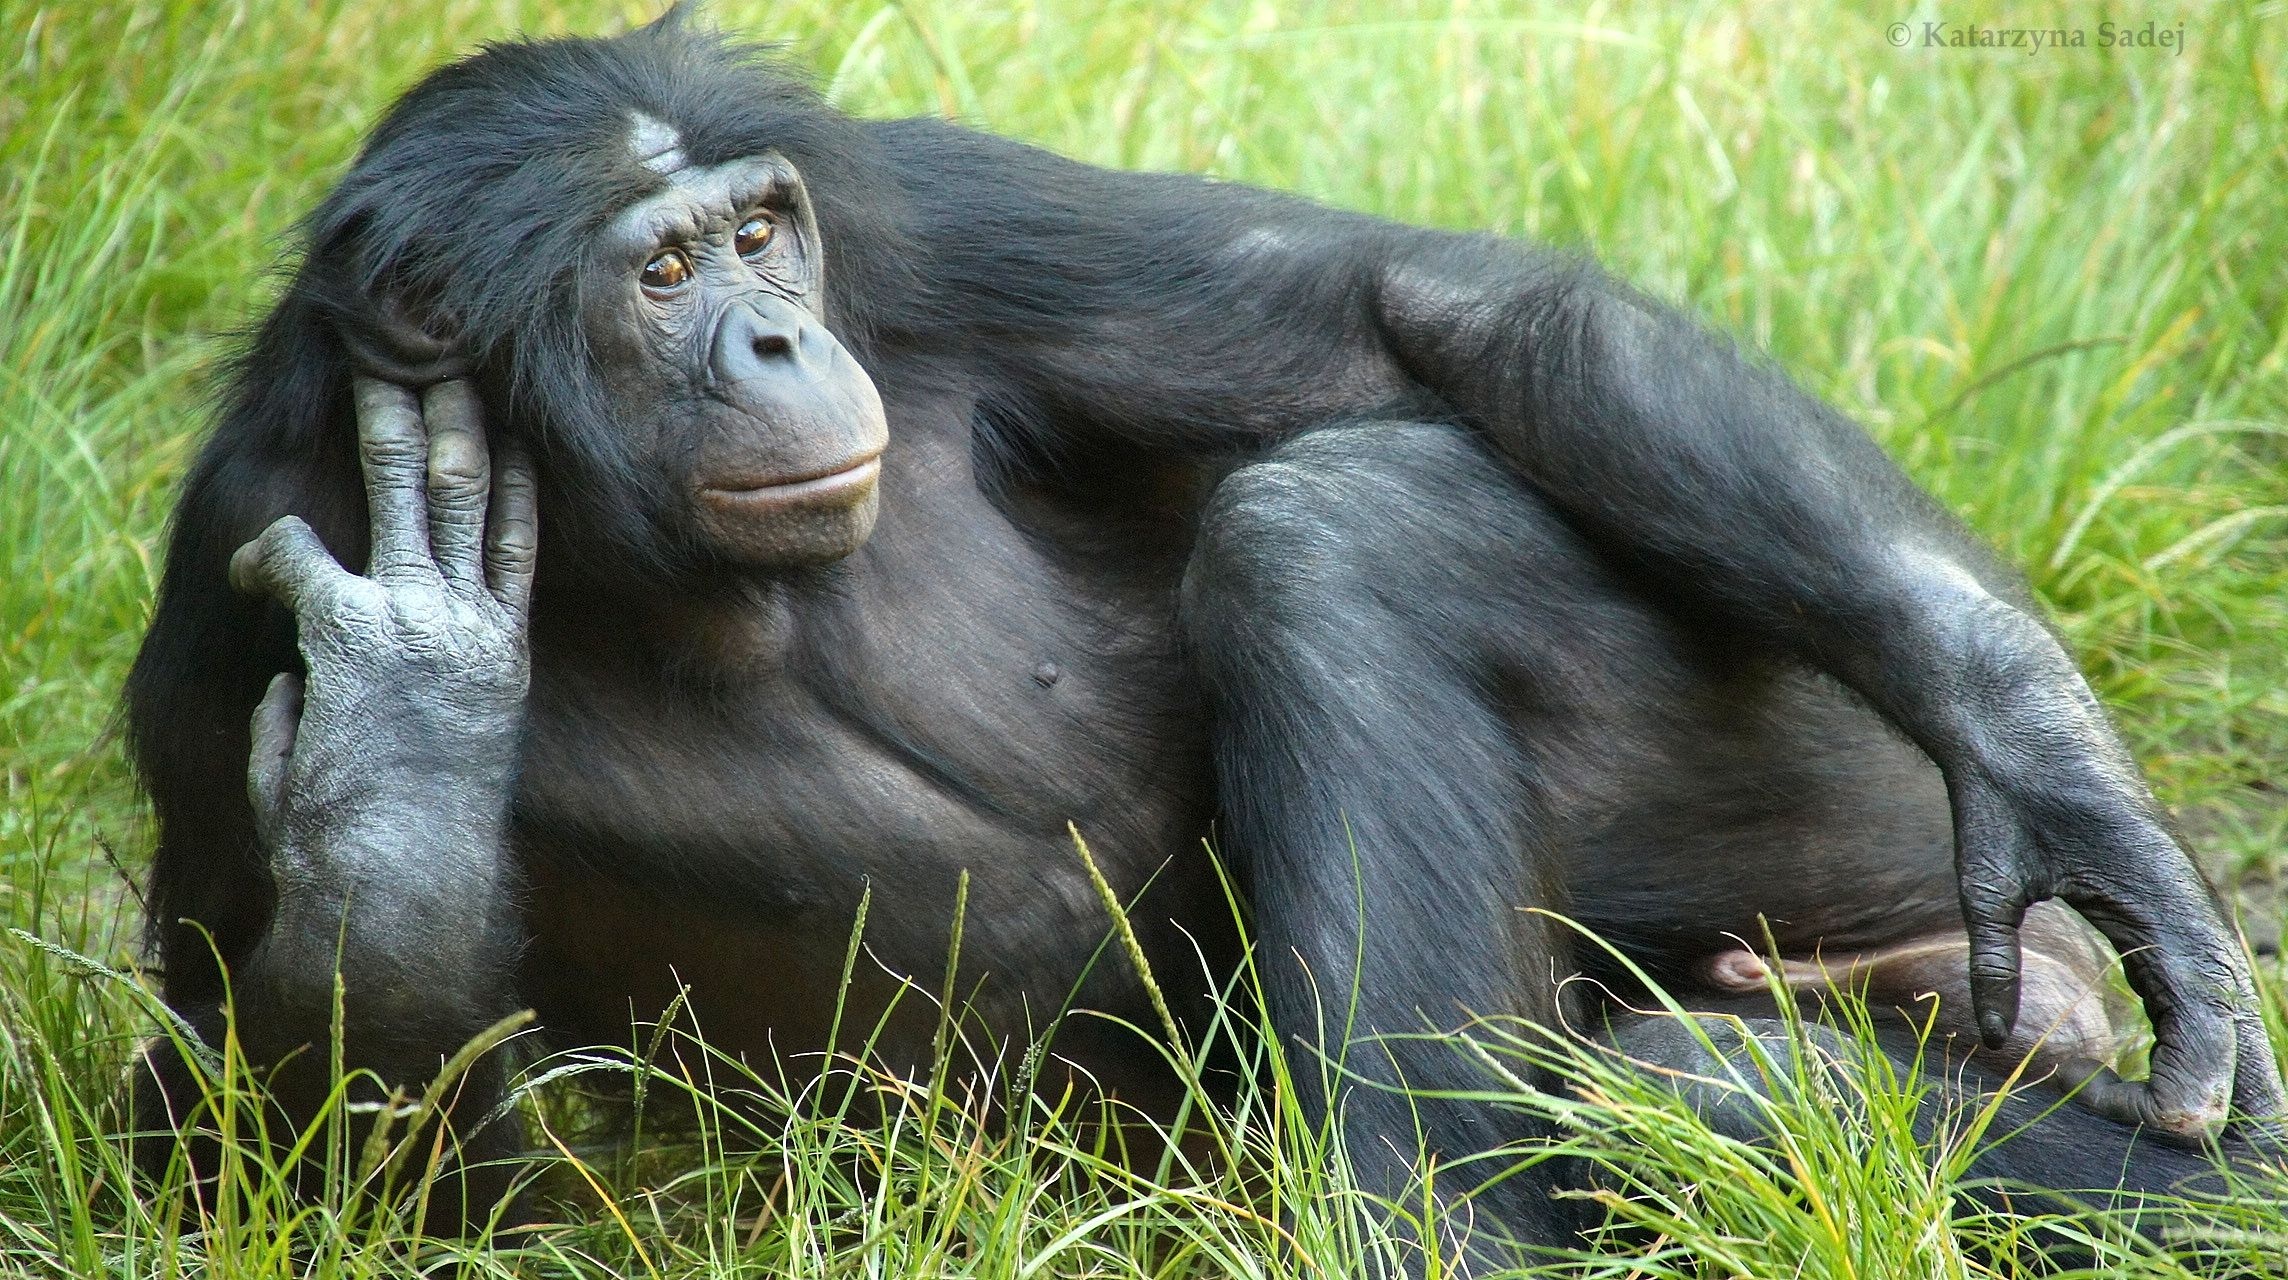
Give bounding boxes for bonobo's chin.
[690,453,882,567]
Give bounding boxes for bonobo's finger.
[351,375,432,573]
[1961,873,2029,1052]
[2080,894,2237,1136]
[423,380,490,591]
[246,672,304,832]
[228,516,349,618]
[484,440,538,619]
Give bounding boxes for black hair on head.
[312,7,917,352]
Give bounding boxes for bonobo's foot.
[1699,900,2132,1085]
[126,1025,534,1237]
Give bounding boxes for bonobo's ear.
[335,289,470,387]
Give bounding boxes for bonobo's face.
[585,116,888,568]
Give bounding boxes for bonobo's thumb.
[246,672,304,836]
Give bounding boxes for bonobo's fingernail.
[1981,1010,2009,1047]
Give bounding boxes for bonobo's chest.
[508,402,1223,1069]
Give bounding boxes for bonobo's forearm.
[1372,240,2004,646]
[1374,241,2114,742]
[1376,251,2134,798]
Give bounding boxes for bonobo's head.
[288,13,919,577]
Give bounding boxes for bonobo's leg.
[1182,421,1693,1259]
[133,378,537,1225]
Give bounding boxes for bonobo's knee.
[1184,422,1565,623]
[1190,428,1443,592]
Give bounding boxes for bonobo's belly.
[513,680,1222,1088]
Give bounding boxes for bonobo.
[125,12,2284,1264]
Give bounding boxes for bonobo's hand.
[228,378,535,996]
[1943,618,2287,1139]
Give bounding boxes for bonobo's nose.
[711,295,824,385]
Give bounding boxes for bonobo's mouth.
[697,451,882,515]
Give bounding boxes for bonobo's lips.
[696,451,882,516]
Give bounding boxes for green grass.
[4,0,2287,1275]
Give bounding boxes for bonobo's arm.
[221,377,534,1087]
[1362,236,2284,1136]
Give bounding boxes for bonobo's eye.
[734,215,775,259]
[640,249,691,291]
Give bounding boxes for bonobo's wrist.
[257,809,518,1014]
[279,782,516,859]
[1821,559,2070,764]
[245,887,522,1052]
[1832,563,2168,867]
